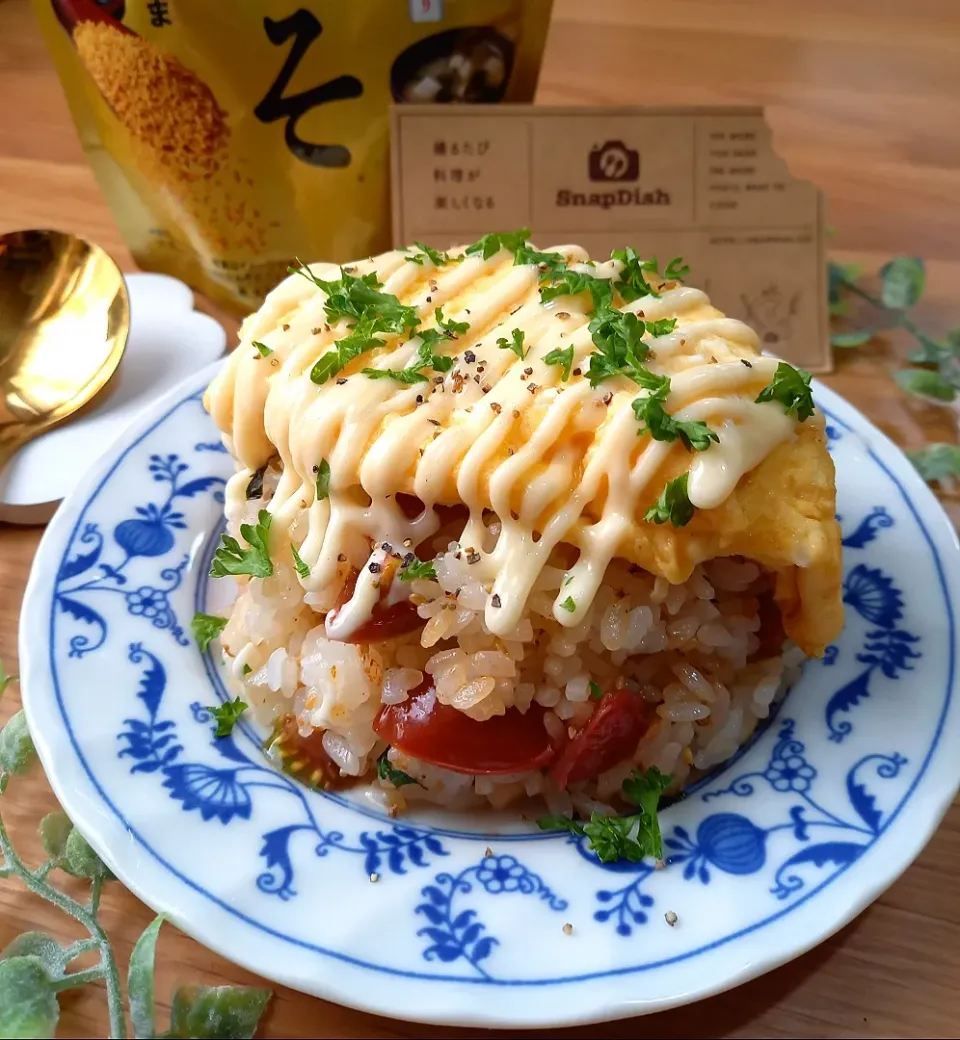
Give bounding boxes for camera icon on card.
[588,140,640,182]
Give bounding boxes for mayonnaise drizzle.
[206,243,819,639]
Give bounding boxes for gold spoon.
[0,229,129,477]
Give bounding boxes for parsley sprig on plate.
[210,510,273,578]
[405,241,457,266]
[645,473,695,527]
[398,556,437,582]
[205,697,248,738]
[538,767,672,863]
[363,307,465,383]
[376,748,423,788]
[190,612,227,651]
[632,378,719,452]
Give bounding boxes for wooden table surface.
[2,1,959,1036]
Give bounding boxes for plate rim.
[18,361,960,1027]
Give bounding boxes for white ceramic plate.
[19,363,960,1028]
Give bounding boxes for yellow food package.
[33,0,554,312]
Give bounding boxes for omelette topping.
[205,233,835,648]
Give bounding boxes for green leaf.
[0,711,36,776]
[0,957,59,1039]
[210,511,273,579]
[291,545,310,579]
[376,749,422,788]
[559,596,576,613]
[880,256,925,310]
[191,613,228,652]
[543,345,574,381]
[621,766,672,860]
[168,984,271,1040]
[588,681,603,700]
[205,698,248,739]
[361,366,430,384]
[497,329,526,360]
[908,443,960,484]
[0,659,16,698]
[398,557,436,582]
[663,256,690,281]
[464,228,531,261]
[405,241,453,266]
[644,473,695,528]
[894,368,957,402]
[314,459,332,501]
[252,341,272,358]
[541,270,614,312]
[830,330,874,348]
[64,828,113,881]
[632,394,719,452]
[611,246,660,301]
[434,306,469,338]
[536,815,585,837]
[583,814,646,863]
[38,812,73,861]
[128,916,164,1040]
[0,935,66,981]
[755,361,815,421]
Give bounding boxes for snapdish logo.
[555,139,671,210]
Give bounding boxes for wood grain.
[1,0,958,1035]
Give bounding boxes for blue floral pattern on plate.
[19,369,960,1027]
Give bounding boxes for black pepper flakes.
[416,394,424,404]
[556,311,570,320]
[527,383,539,394]
[282,323,290,331]
[464,350,476,364]
[741,359,753,368]
[482,384,491,393]
[573,367,582,376]
[428,418,441,426]
[337,553,347,562]
[490,402,502,414]
[512,409,520,419]
[369,561,382,574]
[324,323,331,332]
[311,327,322,335]
[336,378,347,385]
[524,367,533,376]
[510,510,519,521]
[466,551,481,565]
[426,296,432,303]
[602,391,613,405]
[491,593,501,608]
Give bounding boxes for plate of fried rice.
[21,235,960,1027]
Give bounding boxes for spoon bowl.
[0,229,129,473]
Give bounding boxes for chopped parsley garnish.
[632,383,718,451]
[611,247,661,301]
[362,366,430,384]
[315,459,331,500]
[253,340,273,357]
[363,310,461,383]
[434,306,469,337]
[544,345,574,381]
[242,663,252,676]
[206,697,248,738]
[465,227,531,261]
[291,544,310,578]
[376,748,423,788]
[210,509,273,578]
[405,241,455,266]
[663,256,690,280]
[191,612,227,652]
[645,318,679,338]
[644,473,695,528]
[588,681,603,700]
[294,265,420,385]
[540,269,614,311]
[559,596,576,612]
[497,328,527,360]
[537,767,672,863]
[755,361,815,422]
[398,556,437,582]
[513,244,568,280]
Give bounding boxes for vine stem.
[0,813,128,1039]
[837,275,942,351]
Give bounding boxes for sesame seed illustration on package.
[35,0,553,313]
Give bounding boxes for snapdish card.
[391,105,830,372]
